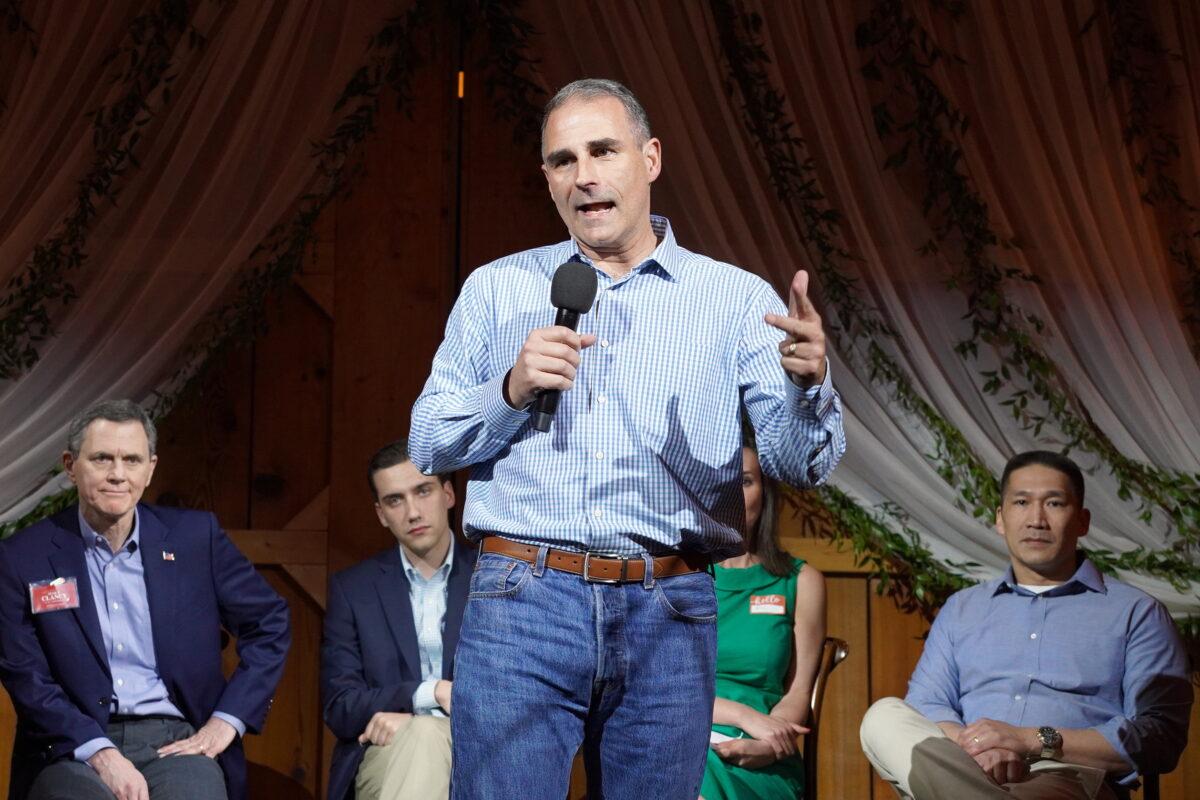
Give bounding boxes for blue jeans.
[450,547,717,800]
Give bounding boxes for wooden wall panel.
[151,345,254,524]
[458,61,564,274]
[819,575,874,799]
[328,34,459,573]
[249,286,332,530]
[224,568,323,798]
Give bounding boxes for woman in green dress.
[699,445,827,800]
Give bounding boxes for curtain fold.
[0,0,395,513]
[525,0,1198,612]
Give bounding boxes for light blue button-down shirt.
[906,558,1193,785]
[398,545,453,716]
[411,216,846,558]
[73,509,245,762]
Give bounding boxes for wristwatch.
[1035,726,1062,760]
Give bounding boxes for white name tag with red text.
[749,594,786,615]
[29,577,80,614]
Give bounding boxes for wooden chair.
[803,636,850,800]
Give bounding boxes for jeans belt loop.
[641,552,656,589]
[533,545,549,577]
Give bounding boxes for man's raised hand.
[764,270,827,389]
[505,327,597,409]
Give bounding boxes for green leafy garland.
[708,0,1000,524]
[1083,0,1200,360]
[0,0,200,380]
[856,0,1200,579]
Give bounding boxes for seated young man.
[321,439,474,800]
[860,450,1192,799]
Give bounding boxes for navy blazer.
[321,539,474,800]
[0,504,290,800]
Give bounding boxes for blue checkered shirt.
[399,545,453,717]
[410,216,846,558]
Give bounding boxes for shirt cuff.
[787,357,836,419]
[74,737,117,764]
[411,679,440,715]
[1093,716,1138,785]
[212,712,246,739]
[482,372,532,431]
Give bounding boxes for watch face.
[1037,726,1062,748]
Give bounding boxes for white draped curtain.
[2,1,1196,613]
[525,0,1200,613]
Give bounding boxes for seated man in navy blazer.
[321,439,473,800]
[0,399,291,800]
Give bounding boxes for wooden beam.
[230,529,327,565]
[782,535,871,574]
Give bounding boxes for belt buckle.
[583,551,629,584]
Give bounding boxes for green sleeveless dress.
[700,557,806,799]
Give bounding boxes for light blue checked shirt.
[906,558,1193,785]
[399,545,453,717]
[410,216,845,558]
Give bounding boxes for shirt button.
[595,451,605,460]
[116,679,124,687]
[597,395,607,404]
[593,508,603,518]
[799,400,811,409]
[111,602,119,611]
[116,643,124,652]
[1015,694,1022,701]
[600,339,610,348]
[1030,633,1037,639]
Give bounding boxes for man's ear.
[62,451,77,484]
[442,480,456,510]
[643,137,662,183]
[993,506,1005,537]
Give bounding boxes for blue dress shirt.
[398,545,453,716]
[906,557,1192,785]
[410,216,846,558]
[73,509,245,762]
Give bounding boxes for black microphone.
[532,261,598,432]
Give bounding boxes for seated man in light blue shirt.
[321,439,474,800]
[860,450,1192,800]
[0,399,290,800]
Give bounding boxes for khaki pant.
[860,698,1117,800]
[356,715,452,800]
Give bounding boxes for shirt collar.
[993,555,1106,597]
[564,214,684,282]
[78,506,140,554]
[398,540,454,584]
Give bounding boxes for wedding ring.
[786,342,797,356]
[972,736,980,744]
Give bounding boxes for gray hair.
[541,78,653,148]
[66,399,157,458]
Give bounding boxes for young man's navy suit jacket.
[0,504,290,800]
[321,538,474,800]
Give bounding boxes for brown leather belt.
[480,536,710,583]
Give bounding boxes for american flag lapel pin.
[162,551,176,561]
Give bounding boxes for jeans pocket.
[468,555,531,598]
[654,571,717,622]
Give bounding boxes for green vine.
[857,0,1200,571]
[151,0,438,418]
[0,485,76,539]
[1083,0,1200,359]
[0,0,200,380]
[466,0,545,149]
[812,485,977,620]
[709,0,1001,521]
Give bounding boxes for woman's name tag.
[749,594,786,615]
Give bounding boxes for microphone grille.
[549,261,598,313]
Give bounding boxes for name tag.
[29,578,80,614]
[749,594,786,615]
